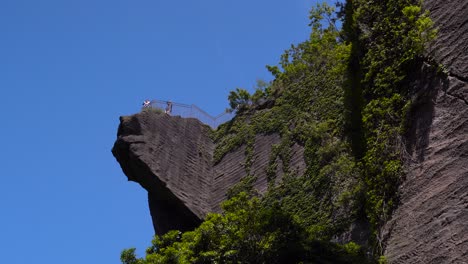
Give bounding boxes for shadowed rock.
[382,1,468,262]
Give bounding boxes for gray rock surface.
[210,134,305,212]
[424,0,468,80]
[384,65,468,264]
[112,111,305,235]
[383,1,468,262]
[112,113,211,234]
[112,1,468,261]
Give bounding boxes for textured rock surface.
[383,1,468,262]
[210,134,305,212]
[112,113,211,234]
[112,111,305,234]
[424,0,468,80]
[112,0,468,259]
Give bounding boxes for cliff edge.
[112,110,305,235]
[112,0,468,262]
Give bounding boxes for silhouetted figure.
[165,101,173,115]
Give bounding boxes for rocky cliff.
[112,0,467,261]
[112,111,305,235]
[382,0,468,263]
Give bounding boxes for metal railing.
[147,100,234,129]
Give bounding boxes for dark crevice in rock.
[446,73,468,106]
[446,91,468,106]
[448,73,468,85]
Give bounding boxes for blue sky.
[0,0,328,263]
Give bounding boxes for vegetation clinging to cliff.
[121,0,436,262]
[344,1,436,253]
[122,192,365,264]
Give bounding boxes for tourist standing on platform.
[165,101,173,115]
[142,100,151,108]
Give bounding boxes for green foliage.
[226,175,258,199]
[343,242,362,256]
[355,1,437,98]
[266,133,292,185]
[342,0,436,254]
[309,2,339,32]
[377,255,388,264]
[265,149,361,241]
[212,114,249,163]
[211,3,364,260]
[121,248,143,264]
[227,88,252,113]
[124,0,437,262]
[124,192,368,264]
[251,79,270,103]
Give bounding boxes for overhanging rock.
[112,110,305,235]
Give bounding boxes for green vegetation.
[227,88,252,113]
[122,192,367,264]
[343,0,436,254]
[123,0,436,262]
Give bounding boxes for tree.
[121,248,142,264]
[227,88,251,113]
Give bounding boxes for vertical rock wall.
[383,1,468,262]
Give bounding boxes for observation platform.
[146,100,234,129]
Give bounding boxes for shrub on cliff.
[122,192,367,264]
[343,0,436,254]
[121,0,437,262]
[122,3,367,262]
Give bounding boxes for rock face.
[424,0,468,80]
[112,113,211,234]
[382,0,468,263]
[210,134,305,212]
[112,1,467,261]
[112,111,305,235]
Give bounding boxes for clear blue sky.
[0,0,329,263]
